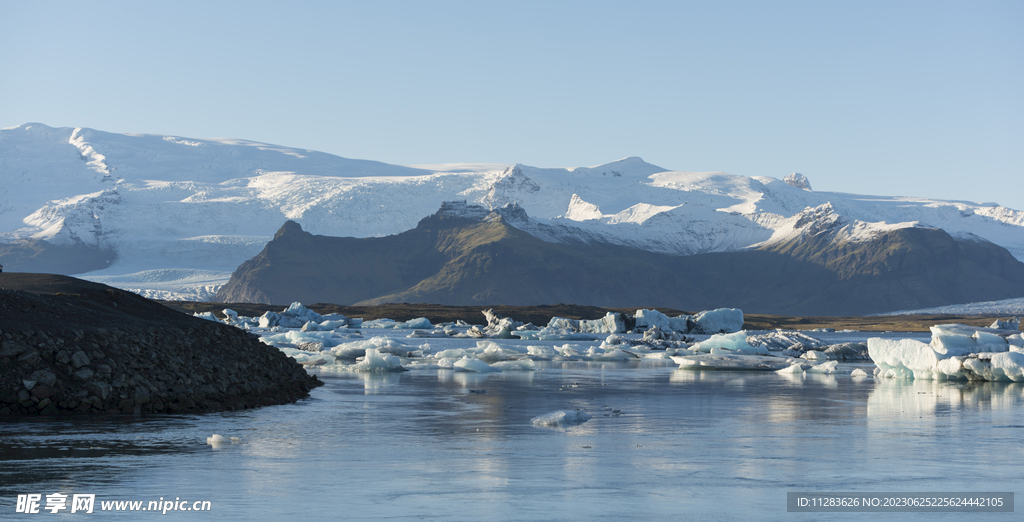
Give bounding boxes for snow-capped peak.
[3,123,1024,301]
[564,194,603,221]
[783,173,812,190]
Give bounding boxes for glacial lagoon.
[2,330,1022,520]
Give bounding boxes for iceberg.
[690,308,744,335]
[692,332,770,356]
[193,311,220,322]
[351,348,406,372]
[672,354,794,371]
[868,323,1024,381]
[453,356,501,373]
[747,330,825,352]
[531,410,592,428]
[361,317,432,329]
[990,317,1021,330]
[491,359,537,371]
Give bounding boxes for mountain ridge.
[2,122,1023,303]
[214,204,1024,316]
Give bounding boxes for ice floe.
[869,323,1024,381]
[531,410,592,428]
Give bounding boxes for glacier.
[3,123,1024,300]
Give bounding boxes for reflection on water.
[868,378,1024,418]
[360,372,403,394]
[3,361,1023,520]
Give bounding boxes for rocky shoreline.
[0,274,322,416]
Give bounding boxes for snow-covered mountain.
[2,122,1024,302]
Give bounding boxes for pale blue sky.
[2,1,1021,209]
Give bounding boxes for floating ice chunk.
[362,318,397,329]
[691,308,744,334]
[361,317,431,329]
[775,363,806,374]
[261,330,344,349]
[478,343,526,363]
[672,354,793,371]
[206,434,240,449]
[801,350,829,360]
[259,311,281,328]
[513,327,600,341]
[453,356,501,372]
[585,347,639,360]
[851,368,871,378]
[527,345,558,359]
[401,317,432,329]
[531,410,592,428]
[321,320,351,330]
[352,348,406,372]
[990,317,1021,330]
[693,332,769,356]
[643,352,675,359]
[1009,334,1023,350]
[746,330,825,352]
[330,336,410,358]
[193,311,220,322]
[868,338,944,379]
[927,324,1011,356]
[806,360,839,374]
[634,309,671,330]
[433,348,469,359]
[961,352,1024,381]
[282,302,324,323]
[554,344,582,357]
[824,343,870,361]
[547,313,627,334]
[407,329,450,338]
[491,359,537,371]
[481,309,523,337]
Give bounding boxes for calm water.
[2,331,1021,520]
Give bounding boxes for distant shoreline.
[162,300,1019,333]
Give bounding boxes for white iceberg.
[690,308,744,334]
[531,410,592,428]
[672,354,794,371]
[453,356,501,373]
[869,324,1024,381]
[351,348,406,372]
[692,332,770,356]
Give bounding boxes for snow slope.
[3,123,1024,301]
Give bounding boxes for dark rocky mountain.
[214,204,1024,316]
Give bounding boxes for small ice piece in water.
[801,350,829,360]
[531,410,592,428]
[527,345,558,359]
[806,360,839,374]
[352,348,406,372]
[775,363,805,374]
[990,317,1021,330]
[453,356,501,372]
[206,434,239,448]
[690,308,744,334]
[850,368,871,378]
[193,311,220,322]
[491,359,537,371]
[693,332,769,355]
